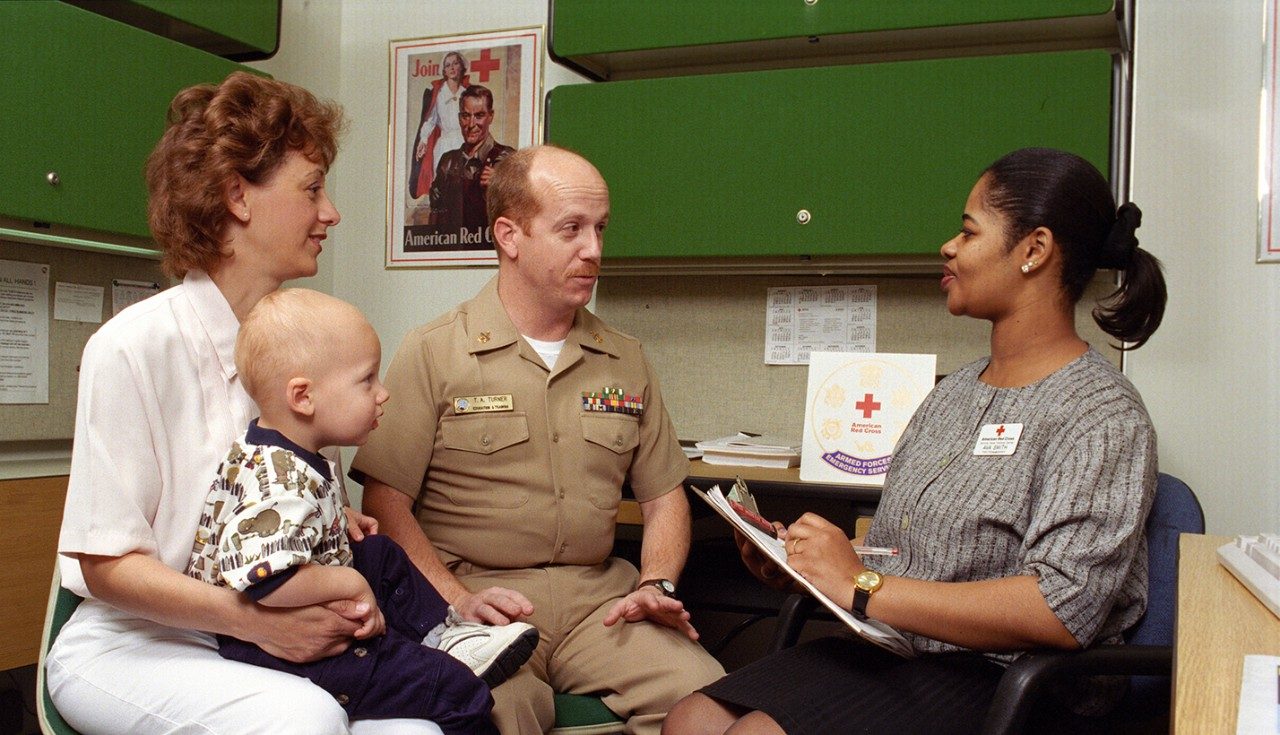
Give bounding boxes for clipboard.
[691,483,915,658]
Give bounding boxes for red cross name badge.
[973,423,1024,456]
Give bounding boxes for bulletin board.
[0,239,168,441]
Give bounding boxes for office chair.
[36,568,80,735]
[35,567,624,735]
[677,535,803,655]
[771,473,1204,735]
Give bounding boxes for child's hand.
[348,579,386,639]
[344,506,379,541]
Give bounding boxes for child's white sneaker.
[429,607,538,688]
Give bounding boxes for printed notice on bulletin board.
[0,259,50,404]
[765,285,876,365]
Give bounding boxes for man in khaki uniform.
[351,144,724,734]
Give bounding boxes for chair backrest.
[1126,472,1204,648]
[36,567,85,735]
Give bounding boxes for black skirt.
[700,636,1005,735]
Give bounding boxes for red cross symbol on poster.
[470,48,501,82]
[855,393,881,419]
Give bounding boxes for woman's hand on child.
[248,603,364,663]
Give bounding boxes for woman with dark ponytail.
[981,147,1166,349]
[666,148,1164,735]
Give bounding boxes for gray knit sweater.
[865,349,1158,661]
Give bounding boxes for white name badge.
[974,423,1023,456]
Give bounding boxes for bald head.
[486,144,608,237]
[236,288,372,406]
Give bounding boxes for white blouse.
[58,269,258,597]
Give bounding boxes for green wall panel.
[0,1,252,240]
[552,0,1114,57]
[547,50,1112,259]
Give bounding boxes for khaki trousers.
[453,557,725,735]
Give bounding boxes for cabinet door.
[551,0,1115,78]
[546,50,1112,260]
[0,1,252,240]
[72,0,281,60]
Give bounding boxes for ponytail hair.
[1091,203,1166,348]
[982,147,1167,349]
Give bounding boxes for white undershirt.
[523,334,565,370]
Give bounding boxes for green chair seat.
[550,692,626,734]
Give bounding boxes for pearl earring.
[1021,260,1037,274]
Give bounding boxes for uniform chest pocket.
[440,413,530,454]
[581,413,640,454]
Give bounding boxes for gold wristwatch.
[851,569,883,620]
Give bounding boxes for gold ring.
[792,538,802,555]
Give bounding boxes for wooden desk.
[0,475,67,670]
[1174,533,1280,734]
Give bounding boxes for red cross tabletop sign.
[800,352,937,486]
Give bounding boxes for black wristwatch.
[850,570,883,620]
[637,578,676,597]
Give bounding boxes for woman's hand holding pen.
[784,513,866,607]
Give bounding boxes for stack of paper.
[695,433,801,468]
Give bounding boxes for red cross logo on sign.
[996,425,1005,437]
[855,393,881,419]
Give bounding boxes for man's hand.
[454,586,534,625]
[415,141,428,160]
[344,506,379,541]
[602,586,699,640]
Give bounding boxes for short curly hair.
[145,71,345,279]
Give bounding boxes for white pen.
[852,545,899,556]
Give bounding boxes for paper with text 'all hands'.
[692,484,914,658]
[800,352,937,485]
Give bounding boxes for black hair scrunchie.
[1100,202,1142,269]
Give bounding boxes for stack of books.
[694,433,801,468]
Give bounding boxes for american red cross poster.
[387,27,543,268]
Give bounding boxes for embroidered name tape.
[453,394,514,414]
[582,386,644,416]
[973,423,1023,456]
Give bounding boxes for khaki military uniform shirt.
[351,276,688,570]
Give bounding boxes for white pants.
[46,600,444,735]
